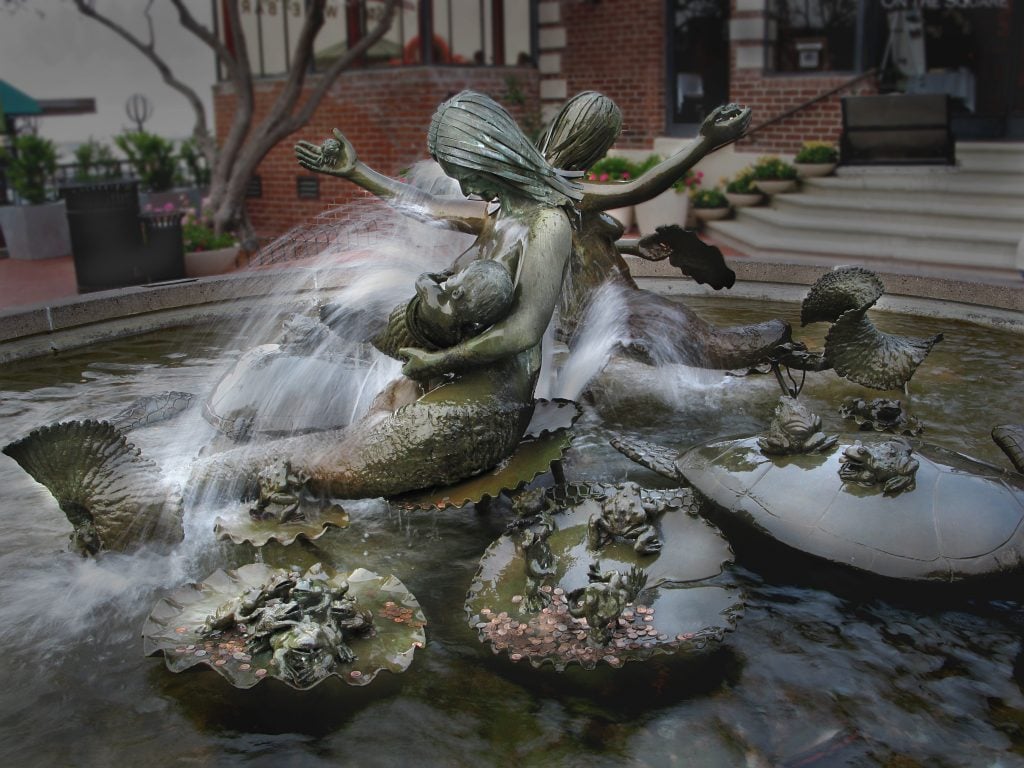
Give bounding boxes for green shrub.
[751,156,797,181]
[794,141,838,164]
[587,155,636,182]
[115,131,178,191]
[0,134,58,204]
[725,169,757,194]
[634,154,702,193]
[176,195,237,253]
[690,187,729,209]
[73,138,119,183]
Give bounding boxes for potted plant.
[751,155,798,195]
[116,130,179,208]
[179,196,239,277]
[587,155,637,230]
[72,138,120,183]
[690,186,731,223]
[634,154,700,235]
[725,168,763,207]
[0,134,72,260]
[793,140,838,178]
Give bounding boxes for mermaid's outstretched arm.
[400,207,572,379]
[578,104,751,212]
[295,128,488,235]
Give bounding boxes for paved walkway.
[0,254,78,309]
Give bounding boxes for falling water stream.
[1,295,1023,767]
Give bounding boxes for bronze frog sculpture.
[839,439,920,496]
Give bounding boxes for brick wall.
[732,70,877,155]
[215,66,539,238]
[560,1,667,149]
[729,0,876,155]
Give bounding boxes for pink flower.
[599,173,609,182]
[620,172,631,180]
[163,202,175,211]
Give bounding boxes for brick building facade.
[216,0,1019,237]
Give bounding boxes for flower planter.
[605,205,635,231]
[140,186,207,213]
[0,202,72,260]
[185,245,240,278]
[693,207,731,223]
[635,190,688,235]
[754,179,797,195]
[726,192,763,208]
[794,162,836,179]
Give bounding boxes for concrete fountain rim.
[0,260,1020,365]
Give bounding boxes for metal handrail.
[745,68,879,138]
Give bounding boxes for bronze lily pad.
[143,563,425,690]
[213,502,351,547]
[394,430,573,510]
[466,485,743,670]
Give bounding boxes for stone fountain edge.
[0,261,1020,364]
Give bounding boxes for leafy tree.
[70,0,399,245]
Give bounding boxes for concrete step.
[804,174,1024,208]
[733,206,1016,256]
[956,142,1024,175]
[817,171,1024,196]
[706,217,1019,274]
[769,193,1024,237]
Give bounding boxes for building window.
[224,0,534,79]
[766,0,858,73]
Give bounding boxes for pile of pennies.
[474,586,695,669]
[172,625,269,678]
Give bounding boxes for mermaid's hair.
[539,91,622,172]
[428,90,582,206]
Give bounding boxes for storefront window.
[766,0,859,73]
[223,0,533,78]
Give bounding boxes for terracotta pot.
[635,190,689,235]
[185,245,239,277]
[754,179,797,195]
[794,162,836,178]
[725,192,763,207]
[693,207,731,222]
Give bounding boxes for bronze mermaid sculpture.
[303,91,789,370]
[5,91,581,520]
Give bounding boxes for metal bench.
[841,94,953,165]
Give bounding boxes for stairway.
[706,142,1024,282]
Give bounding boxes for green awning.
[0,80,43,117]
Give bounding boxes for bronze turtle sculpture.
[612,416,1024,583]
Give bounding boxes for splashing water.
[545,282,631,402]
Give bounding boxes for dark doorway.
[666,0,730,136]
[880,4,1023,140]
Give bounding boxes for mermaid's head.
[428,90,582,206]
[539,91,623,172]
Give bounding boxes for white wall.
[0,0,216,158]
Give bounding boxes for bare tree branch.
[70,0,210,146]
[285,0,399,132]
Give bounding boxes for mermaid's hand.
[294,128,357,177]
[399,347,447,380]
[699,104,752,148]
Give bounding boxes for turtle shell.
[678,435,1024,582]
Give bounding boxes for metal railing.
[745,68,879,139]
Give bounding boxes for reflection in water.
[0,303,1023,765]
